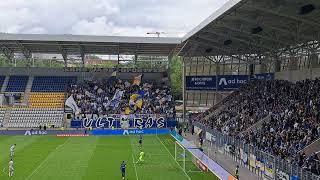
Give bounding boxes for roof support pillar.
[117,43,120,65]
[79,45,85,67]
[59,45,68,68]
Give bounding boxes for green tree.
[169,56,182,99]
[0,55,11,67]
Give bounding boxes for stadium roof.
[0,33,182,57]
[1,0,320,59]
[180,0,320,56]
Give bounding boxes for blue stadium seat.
[5,76,29,92]
[31,76,77,92]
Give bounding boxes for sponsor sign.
[218,75,248,90]
[196,159,208,172]
[185,76,216,90]
[71,117,177,129]
[91,128,170,136]
[0,130,86,135]
[24,130,48,136]
[250,73,274,80]
[186,73,274,91]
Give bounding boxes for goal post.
[174,141,204,173]
[175,140,186,171]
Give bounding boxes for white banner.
[205,132,213,141]
[194,126,202,135]
[65,95,80,114]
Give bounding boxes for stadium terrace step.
[300,138,320,158]
[0,76,9,93]
[240,114,271,135]
[22,76,34,104]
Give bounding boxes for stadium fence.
[193,122,320,180]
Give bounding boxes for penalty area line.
[156,136,191,180]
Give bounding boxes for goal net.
[174,141,205,173]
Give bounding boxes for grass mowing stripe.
[131,153,139,180]
[25,137,71,180]
[130,137,139,180]
[156,135,192,180]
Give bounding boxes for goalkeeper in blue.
[120,161,126,180]
[135,150,145,164]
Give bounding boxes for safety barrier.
[193,122,320,180]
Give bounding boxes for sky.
[0,0,228,37]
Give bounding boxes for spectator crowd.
[66,77,175,118]
[194,79,320,175]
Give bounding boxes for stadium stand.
[7,108,64,128]
[5,76,29,92]
[194,79,320,175]
[66,78,175,118]
[29,93,65,108]
[1,76,77,128]
[32,76,77,92]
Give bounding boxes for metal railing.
[193,122,320,180]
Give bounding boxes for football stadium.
[1,0,320,179]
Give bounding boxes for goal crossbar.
[171,133,236,180]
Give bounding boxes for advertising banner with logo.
[70,117,177,129]
[0,130,86,135]
[92,128,170,135]
[186,73,274,91]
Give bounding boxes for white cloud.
[0,0,228,37]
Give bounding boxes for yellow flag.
[125,107,131,115]
[132,74,142,85]
[136,99,143,109]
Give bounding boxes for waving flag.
[65,95,80,115]
[111,89,124,108]
[132,74,142,85]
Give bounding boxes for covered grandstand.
[0,0,320,179]
[179,0,320,179]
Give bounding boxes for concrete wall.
[275,68,320,82]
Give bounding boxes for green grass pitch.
[0,135,219,180]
